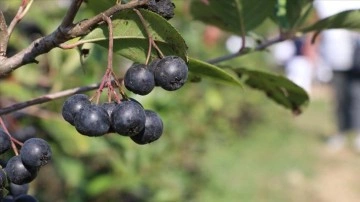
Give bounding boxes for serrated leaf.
[190,0,277,34]
[234,68,309,114]
[78,9,187,63]
[302,9,360,32]
[188,58,242,86]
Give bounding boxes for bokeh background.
[1,1,358,202]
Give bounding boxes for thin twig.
[151,40,164,58]
[207,35,286,64]
[0,83,96,115]
[0,117,20,155]
[59,40,87,49]
[102,14,114,70]
[59,0,84,29]
[238,15,246,52]
[133,8,165,61]
[68,0,149,37]
[235,0,246,52]
[0,79,123,116]
[145,32,153,64]
[0,11,8,56]
[7,0,33,35]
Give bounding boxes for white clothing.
[314,0,360,71]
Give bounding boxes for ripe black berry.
[100,102,118,133]
[5,156,38,185]
[124,64,155,95]
[146,0,175,20]
[14,194,38,202]
[148,59,161,86]
[111,100,146,136]
[62,94,91,125]
[0,129,11,154]
[20,138,52,168]
[74,105,111,136]
[131,110,163,145]
[12,126,36,143]
[2,195,14,201]
[154,56,188,91]
[100,102,117,117]
[9,183,29,197]
[0,169,6,187]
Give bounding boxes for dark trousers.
[333,71,360,133]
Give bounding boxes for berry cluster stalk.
[91,14,124,104]
[133,9,165,65]
[0,117,23,155]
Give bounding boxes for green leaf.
[85,0,115,15]
[188,58,242,86]
[86,175,117,196]
[0,81,34,100]
[302,9,360,32]
[234,68,309,114]
[40,118,91,156]
[55,156,85,187]
[190,0,277,34]
[78,9,187,63]
[274,0,310,30]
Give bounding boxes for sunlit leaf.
[85,0,115,15]
[273,0,310,30]
[234,68,309,114]
[188,58,242,86]
[190,0,277,34]
[302,9,360,32]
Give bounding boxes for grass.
[193,85,335,202]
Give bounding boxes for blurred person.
[203,25,223,48]
[271,36,315,94]
[314,0,360,152]
[285,37,315,94]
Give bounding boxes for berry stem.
[102,14,114,71]
[145,34,152,65]
[133,8,165,61]
[151,40,164,58]
[92,14,120,104]
[0,116,21,155]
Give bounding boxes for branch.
[0,0,149,76]
[68,0,149,37]
[0,11,7,56]
[7,0,34,36]
[207,35,286,64]
[0,36,288,115]
[59,0,84,29]
[0,83,99,116]
[0,79,123,116]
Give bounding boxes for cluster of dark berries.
[143,0,175,20]
[62,55,188,145]
[124,56,188,95]
[62,95,164,145]
[0,129,51,201]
